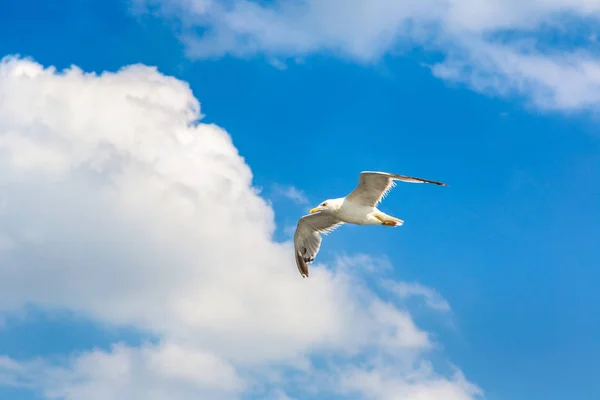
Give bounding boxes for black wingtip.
[426,179,448,187]
[425,178,448,187]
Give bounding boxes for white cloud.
[338,361,482,400]
[431,40,600,112]
[1,344,244,400]
[137,0,600,112]
[0,56,480,399]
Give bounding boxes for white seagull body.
[293,171,447,278]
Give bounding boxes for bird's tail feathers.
[375,212,404,227]
[386,216,404,226]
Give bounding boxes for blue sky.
[0,1,599,400]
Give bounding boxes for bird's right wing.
[294,212,344,278]
[345,171,447,207]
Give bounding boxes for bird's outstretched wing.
[345,171,447,207]
[294,212,344,278]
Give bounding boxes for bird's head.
[310,198,342,214]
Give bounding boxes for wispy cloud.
[136,0,600,113]
[334,253,394,275]
[386,281,451,312]
[0,356,43,389]
[272,183,309,205]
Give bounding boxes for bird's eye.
[322,202,328,206]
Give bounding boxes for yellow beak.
[309,207,320,213]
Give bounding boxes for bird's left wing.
[293,212,344,278]
[345,171,447,207]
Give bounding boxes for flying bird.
[293,171,447,278]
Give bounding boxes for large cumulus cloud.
[0,56,481,400]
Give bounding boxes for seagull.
[293,171,447,278]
